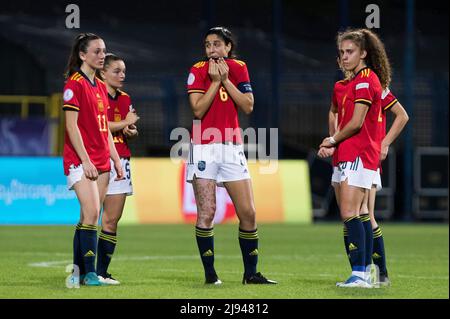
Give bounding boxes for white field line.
[27,254,341,268]
[27,256,449,281]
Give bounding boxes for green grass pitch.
[0,223,447,299]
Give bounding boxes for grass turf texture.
[0,223,447,299]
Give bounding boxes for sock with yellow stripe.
[195,226,217,278]
[372,227,388,276]
[239,228,259,278]
[343,216,366,278]
[96,229,117,277]
[360,214,373,269]
[343,226,352,268]
[73,223,85,275]
[78,224,98,274]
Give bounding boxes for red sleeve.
[230,60,252,93]
[236,62,250,83]
[124,95,133,112]
[187,63,206,94]
[332,84,338,108]
[62,79,81,112]
[381,89,398,112]
[353,69,375,107]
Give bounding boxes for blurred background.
[0,0,448,223]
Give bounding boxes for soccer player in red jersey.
[319,28,392,288]
[63,33,123,287]
[321,41,409,288]
[95,53,139,285]
[186,27,276,285]
[321,76,409,287]
[359,89,409,286]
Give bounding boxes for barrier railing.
[0,94,63,155]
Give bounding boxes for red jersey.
[336,67,383,170]
[331,79,350,166]
[187,58,253,144]
[62,70,111,175]
[380,88,399,139]
[107,90,133,158]
[377,88,399,171]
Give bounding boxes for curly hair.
[337,28,392,89]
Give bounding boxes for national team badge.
[97,98,104,112]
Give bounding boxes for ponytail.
[64,33,101,79]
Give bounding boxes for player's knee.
[238,206,256,226]
[197,210,215,228]
[81,210,100,225]
[339,210,357,221]
[102,216,119,232]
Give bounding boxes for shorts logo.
[198,161,206,171]
[239,151,245,166]
[63,89,74,102]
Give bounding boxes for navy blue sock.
[373,227,388,276]
[73,223,85,275]
[238,228,259,279]
[195,226,217,278]
[78,224,98,274]
[344,216,366,275]
[360,214,373,269]
[96,229,117,277]
[343,226,352,268]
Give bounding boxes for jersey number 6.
[219,86,229,102]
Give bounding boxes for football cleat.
[82,272,103,286]
[98,273,120,285]
[336,275,372,288]
[205,274,222,285]
[242,272,277,285]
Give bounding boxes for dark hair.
[64,33,102,79]
[205,27,236,58]
[95,53,124,79]
[337,28,392,89]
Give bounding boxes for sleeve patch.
[187,73,195,86]
[356,83,370,90]
[63,89,74,102]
